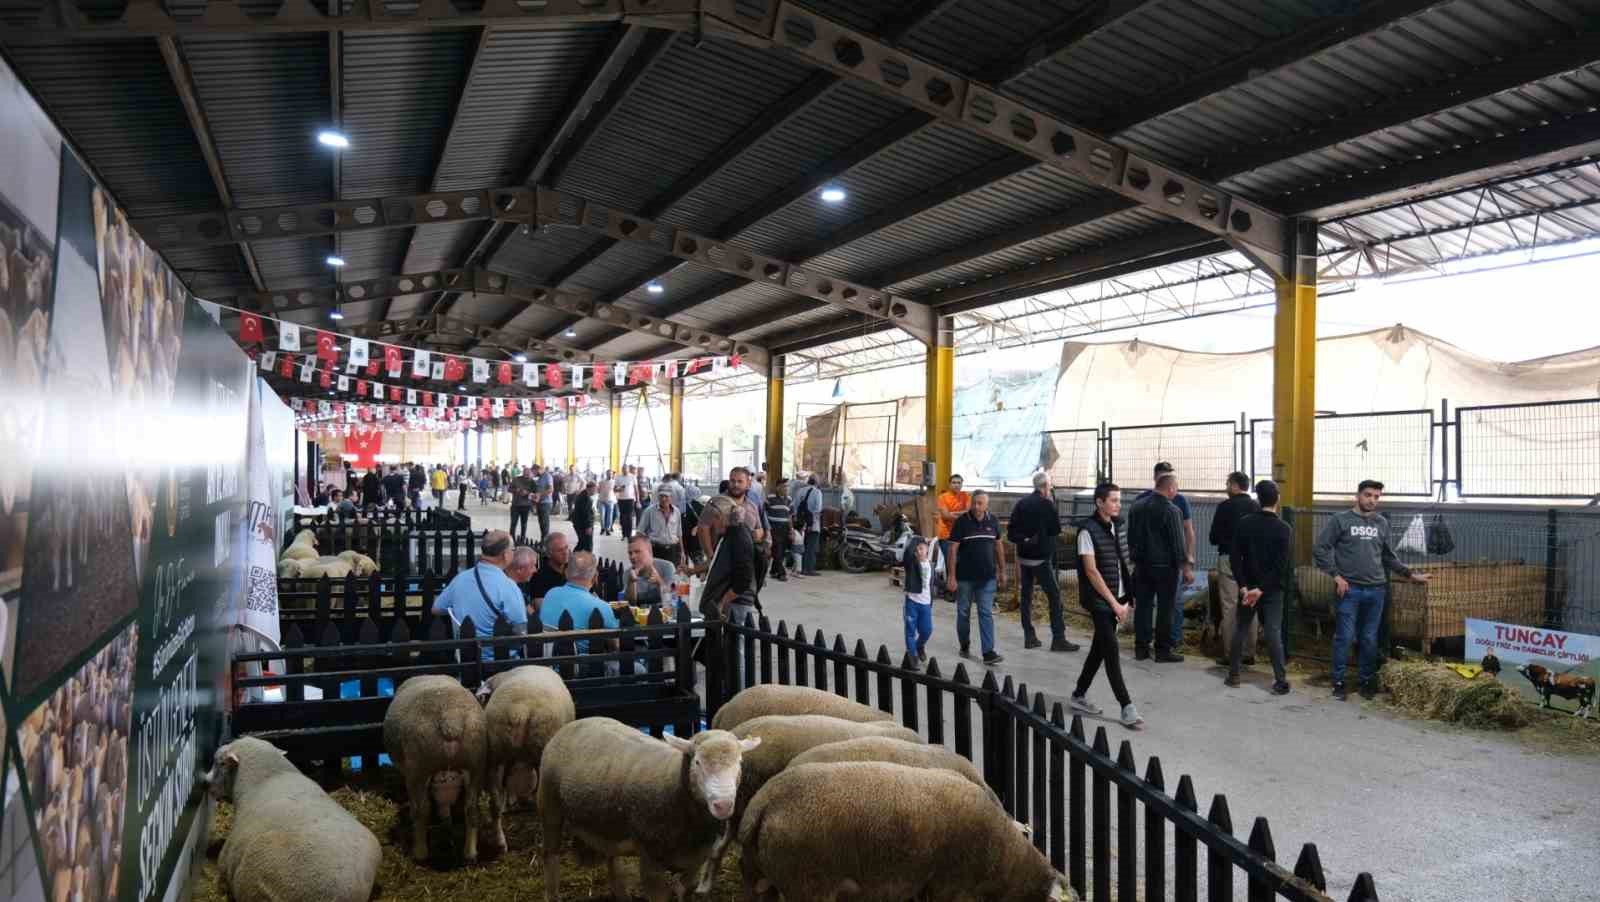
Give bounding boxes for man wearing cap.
[638,485,685,565]
[431,529,528,661]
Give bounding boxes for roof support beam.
[155,36,266,295]
[984,0,1151,85]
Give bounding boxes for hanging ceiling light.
[819,186,847,204]
[514,353,528,363]
[329,305,345,320]
[565,328,577,337]
[317,130,350,149]
[646,281,664,294]
[326,255,346,267]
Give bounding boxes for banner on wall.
[0,54,254,902]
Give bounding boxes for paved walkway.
[465,498,1600,902]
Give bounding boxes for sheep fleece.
[711,684,894,731]
[740,762,1064,902]
[216,739,379,902]
[788,736,993,800]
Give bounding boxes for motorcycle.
[838,512,914,574]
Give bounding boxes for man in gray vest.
[1071,483,1142,730]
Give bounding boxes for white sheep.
[294,556,354,580]
[337,549,379,576]
[711,683,894,731]
[204,736,380,902]
[276,558,305,578]
[739,761,1069,902]
[478,666,575,851]
[538,718,760,902]
[788,736,999,806]
[280,529,319,562]
[383,675,488,863]
[695,714,923,893]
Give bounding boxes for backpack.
[794,486,816,531]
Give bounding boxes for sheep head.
[664,729,760,822]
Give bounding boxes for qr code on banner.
[245,565,278,615]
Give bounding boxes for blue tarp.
[952,369,1057,483]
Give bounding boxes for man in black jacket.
[571,481,596,553]
[361,468,383,507]
[1128,472,1189,662]
[1007,471,1079,652]
[382,466,407,509]
[1226,480,1293,694]
[698,495,760,678]
[1209,471,1261,666]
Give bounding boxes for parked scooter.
[839,512,914,573]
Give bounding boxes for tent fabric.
[952,368,1058,484]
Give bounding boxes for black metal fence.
[706,615,1380,902]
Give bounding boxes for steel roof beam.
[155,36,266,296]
[984,0,1152,85]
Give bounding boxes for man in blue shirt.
[431,530,527,661]
[539,551,617,657]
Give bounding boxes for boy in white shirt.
[901,536,934,672]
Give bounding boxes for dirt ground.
[196,767,749,902]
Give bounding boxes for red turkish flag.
[279,353,295,378]
[730,352,742,369]
[318,370,331,388]
[497,362,513,385]
[685,358,704,375]
[534,399,547,414]
[384,345,403,376]
[365,359,379,377]
[505,399,518,415]
[347,427,382,469]
[545,363,564,389]
[239,313,264,344]
[316,330,337,362]
[590,365,607,391]
[356,380,367,397]
[444,356,465,381]
[389,386,401,401]
[422,392,433,407]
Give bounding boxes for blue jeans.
[1332,585,1385,686]
[903,598,933,658]
[955,579,996,654]
[600,500,617,532]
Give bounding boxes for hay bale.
[1379,660,1531,730]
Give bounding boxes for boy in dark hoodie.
[902,536,934,671]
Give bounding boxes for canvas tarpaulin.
[952,368,1058,484]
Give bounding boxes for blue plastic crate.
[342,677,395,770]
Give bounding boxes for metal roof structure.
[7,0,1600,402]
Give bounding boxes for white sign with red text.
[1466,619,1596,668]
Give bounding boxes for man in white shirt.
[615,466,637,538]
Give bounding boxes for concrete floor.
[467,497,1600,902]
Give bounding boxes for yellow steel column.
[533,415,544,466]
[669,379,685,475]
[924,316,955,490]
[512,420,520,465]
[764,355,785,484]
[1272,221,1318,558]
[609,392,623,471]
[566,409,577,469]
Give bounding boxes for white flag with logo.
[238,381,283,657]
[349,338,370,366]
[570,363,584,385]
[318,400,331,415]
[406,388,417,405]
[412,349,431,379]
[613,362,627,384]
[432,361,445,380]
[473,358,490,383]
[711,356,726,374]
[259,351,276,373]
[338,375,349,392]
[523,363,539,388]
[299,358,315,383]
[278,322,301,352]
[345,357,359,374]
[492,398,505,417]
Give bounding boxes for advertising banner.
[1465,618,1599,714]
[0,54,254,902]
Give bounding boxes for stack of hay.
[1380,660,1531,729]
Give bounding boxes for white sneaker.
[1068,694,1102,716]
[1120,704,1144,730]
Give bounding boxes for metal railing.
[1455,398,1600,499]
[708,614,1380,902]
[1250,409,1435,497]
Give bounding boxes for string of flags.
[231,304,743,396]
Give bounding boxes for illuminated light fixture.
[317,130,350,149]
[646,281,664,295]
[514,353,528,363]
[329,305,345,320]
[326,255,345,267]
[564,328,576,337]
[819,186,847,204]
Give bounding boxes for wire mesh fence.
[1042,427,1100,490]
[1250,410,1434,497]
[1456,398,1600,498]
[1108,420,1237,491]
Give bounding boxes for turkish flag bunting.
[384,345,403,377]
[239,313,264,343]
[730,352,742,369]
[365,359,379,377]
[505,399,518,415]
[319,370,331,388]
[591,365,607,390]
[545,363,564,389]
[422,392,433,407]
[389,386,402,401]
[444,356,465,382]
[356,380,367,396]
[317,330,337,362]
[535,399,547,414]
[685,358,704,375]
[497,362,513,385]
[279,354,295,378]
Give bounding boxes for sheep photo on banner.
[0,54,257,902]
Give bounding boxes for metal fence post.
[1544,508,1560,627]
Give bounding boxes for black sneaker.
[918,652,929,664]
[904,657,922,673]
[959,646,973,660]
[1023,636,1042,649]
[1360,681,1378,700]
[1214,657,1232,667]
[1050,639,1080,652]
[1134,648,1151,661]
[982,650,1005,665]
[1223,674,1241,688]
[1154,652,1185,663]
[1332,683,1347,701]
[1271,681,1291,696]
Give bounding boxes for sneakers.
[982,650,1005,665]
[1134,648,1151,661]
[918,652,929,664]
[1271,681,1291,696]
[904,657,922,673]
[1360,680,1378,700]
[1023,636,1042,650]
[1050,638,1081,652]
[1332,683,1347,701]
[1154,651,1185,663]
[959,646,973,660]
[1069,694,1102,716]
[1120,704,1144,730]
[1223,674,1241,688]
